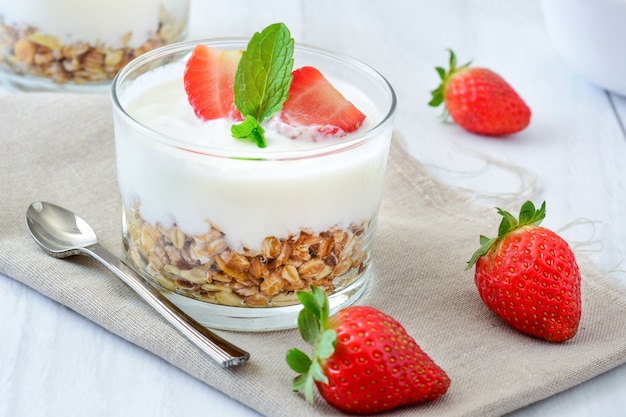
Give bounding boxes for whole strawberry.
[286,286,450,414]
[466,201,581,342]
[429,49,531,136]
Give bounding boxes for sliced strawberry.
[183,45,242,121]
[281,66,366,135]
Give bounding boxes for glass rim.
[111,37,396,161]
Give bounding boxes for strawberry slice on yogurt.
[183,45,243,121]
[183,47,365,139]
[281,66,366,136]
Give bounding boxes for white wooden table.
[1,1,624,416]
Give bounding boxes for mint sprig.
[232,22,294,148]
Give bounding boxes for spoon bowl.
[27,201,98,256]
[26,201,249,367]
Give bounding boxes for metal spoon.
[26,201,249,367]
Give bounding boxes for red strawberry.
[183,45,243,121]
[429,49,531,136]
[281,66,366,136]
[287,286,450,414]
[466,201,582,342]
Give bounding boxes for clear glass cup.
[0,0,189,93]
[111,38,396,331]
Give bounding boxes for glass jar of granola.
[0,0,189,92]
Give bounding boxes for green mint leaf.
[232,22,294,148]
[231,115,266,148]
[235,22,294,121]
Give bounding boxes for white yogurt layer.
[1,0,185,49]
[114,59,393,252]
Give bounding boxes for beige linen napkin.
[1,93,625,417]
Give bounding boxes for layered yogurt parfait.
[0,0,189,91]
[111,23,396,330]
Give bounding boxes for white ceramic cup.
[542,0,626,96]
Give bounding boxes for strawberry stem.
[428,49,471,112]
[286,286,337,404]
[465,201,546,270]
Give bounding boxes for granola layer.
[124,202,372,308]
[0,6,186,84]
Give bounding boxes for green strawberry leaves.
[466,201,546,270]
[297,285,329,325]
[467,235,498,269]
[232,22,294,148]
[318,330,337,359]
[519,200,546,226]
[428,49,471,109]
[286,286,337,404]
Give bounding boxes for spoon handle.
[85,243,250,367]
